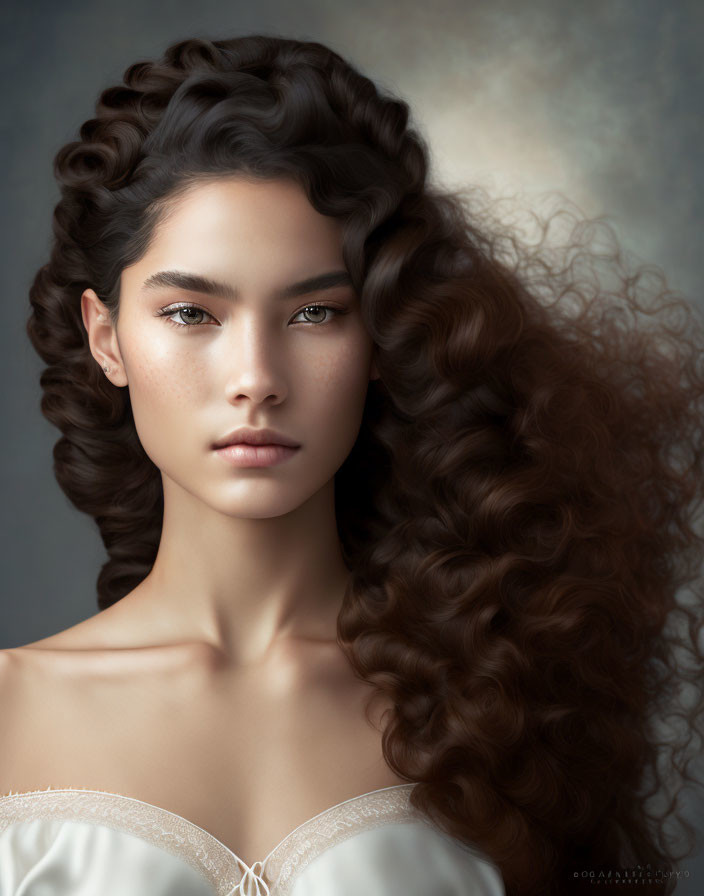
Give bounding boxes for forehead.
[153,176,342,250]
[122,176,346,295]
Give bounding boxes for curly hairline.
[101,168,307,326]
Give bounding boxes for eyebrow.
[140,268,354,301]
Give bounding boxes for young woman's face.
[103,176,377,519]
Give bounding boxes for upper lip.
[212,427,301,449]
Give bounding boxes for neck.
[123,475,351,667]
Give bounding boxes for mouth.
[211,427,301,450]
[213,442,300,468]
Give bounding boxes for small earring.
[103,364,111,374]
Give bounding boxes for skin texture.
[81,176,379,669]
[0,178,405,864]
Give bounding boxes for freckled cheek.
[302,341,371,426]
[121,333,206,409]
[307,335,368,384]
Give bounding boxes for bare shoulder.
[0,647,39,795]
[0,647,30,717]
[0,644,65,725]
[0,647,18,704]
[0,643,99,798]
[0,641,95,740]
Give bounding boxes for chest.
[9,649,404,865]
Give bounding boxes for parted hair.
[26,33,704,895]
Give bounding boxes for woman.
[1,33,702,896]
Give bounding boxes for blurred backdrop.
[1,0,702,888]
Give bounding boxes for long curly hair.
[26,33,704,895]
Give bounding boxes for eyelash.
[155,302,349,329]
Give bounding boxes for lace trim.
[0,784,420,895]
[0,787,239,893]
[265,785,421,893]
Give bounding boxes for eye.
[156,304,216,328]
[290,303,347,325]
[155,301,350,330]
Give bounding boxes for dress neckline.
[0,782,420,893]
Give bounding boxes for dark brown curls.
[26,34,704,895]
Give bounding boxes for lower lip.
[213,443,300,467]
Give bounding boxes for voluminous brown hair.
[26,33,704,895]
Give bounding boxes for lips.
[212,427,301,449]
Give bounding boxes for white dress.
[0,784,505,895]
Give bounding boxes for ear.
[81,288,128,387]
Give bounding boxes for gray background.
[1,0,702,888]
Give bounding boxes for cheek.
[302,337,372,435]
[119,329,205,463]
[123,326,206,402]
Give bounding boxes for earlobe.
[369,357,380,381]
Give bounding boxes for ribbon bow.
[226,859,271,896]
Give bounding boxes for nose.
[223,312,287,407]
